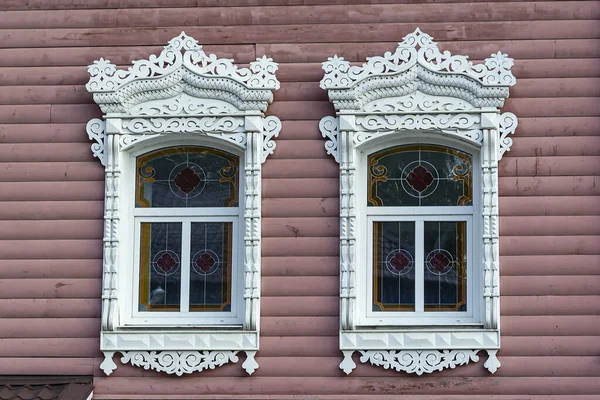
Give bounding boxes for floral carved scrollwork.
[320,28,516,90]
[261,116,282,163]
[359,349,480,375]
[86,118,106,166]
[319,116,340,163]
[124,117,244,134]
[499,112,518,159]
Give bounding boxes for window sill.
[339,328,500,375]
[100,329,259,376]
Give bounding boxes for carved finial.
[166,31,201,51]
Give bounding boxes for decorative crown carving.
[320,28,516,111]
[86,32,280,114]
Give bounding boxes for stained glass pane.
[368,145,472,207]
[189,222,232,312]
[139,222,182,312]
[136,147,239,208]
[424,221,467,311]
[373,221,416,312]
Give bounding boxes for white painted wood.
[319,28,517,375]
[86,32,281,376]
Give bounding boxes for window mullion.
[415,219,424,313]
[180,220,191,313]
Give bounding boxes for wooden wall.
[0,0,598,398]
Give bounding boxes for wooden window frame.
[319,28,518,376]
[85,32,281,376]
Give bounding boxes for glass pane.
[136,147,239,208]
[189,222,233,312]
[367,145,472,207]
[139,222,182,312]
[373,221,415,312]
[424,221,467,311]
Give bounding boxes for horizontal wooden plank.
[499,156,600,177]
[0,123,88,143]
[0,162,104,182]
[502,295,600,315]
[0,240,102,259]
[501,255,600,276]
[263,159,338,178]
[0,201,104,220]
[2,2,598,30]
[263,217,338,238]
[516,117,600,137]
[262,198,339,218]
[502,276,600,296]
[0,357,95,375]
[0,259,101,279]
[0,318,100,338]
[261,39,600,64]
[499,216,600,235]
[0,143,97,162]
[507,136,600,157]
[263,178,339,198]
[92,376,600,395]
[262,296,338,316]
[0,0,583,11]
[500,236,599,255]
[262,256,339,277]
[0,45,256,68]
[2,21,599,49]
[263,277,338,297]
[0,298,100,318]
[0,278,101,299]
[498,176,599,196]
[0,220,102,240]
[0,338,99,357]
[0,182,104,201]
[499,196,600,216]
[503,97,600,117]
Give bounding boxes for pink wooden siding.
[0,1,599,398]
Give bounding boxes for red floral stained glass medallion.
[156,253,177,273]
[192,249,220,275]
[173,167,202,194]
[195,252,216,273]
[385,249,414,276]
[406,164,434,193]
[426,249,454,275]
[390,252,411,272]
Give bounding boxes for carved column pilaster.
[481,120,500,330]
[244,131,261,331]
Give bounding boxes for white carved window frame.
[318,28,518,376]
[85,32,281,377]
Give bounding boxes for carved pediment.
[320,28,516,111]
[87,32,279,114]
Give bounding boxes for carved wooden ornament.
[319,28,517,375]
[86,32,281,376]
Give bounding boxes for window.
[85,32,281,376]
[319,28,518,375]
[132,146,242,325]
[365,144,478,325]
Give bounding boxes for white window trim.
[85,32,281,376]
[318,28,518,376]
